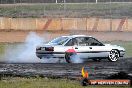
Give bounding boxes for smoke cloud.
[5,32,44,63]
[70,54,83,63]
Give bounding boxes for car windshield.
[48,37,69,45]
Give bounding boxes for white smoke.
[41,57,65,63]
[70,54,83,63]
[5,32,44,63]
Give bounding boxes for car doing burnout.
[36,35,125,63]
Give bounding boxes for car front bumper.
[119,50,125,57]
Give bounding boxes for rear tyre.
[108,50,120,62]
[65,52,73,63]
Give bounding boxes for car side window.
[65,38,78,46]
[65,37,86,46]
[75,37,86,46]
[84,37,90,46]
[86,37,103,46]
[65,39,73,46]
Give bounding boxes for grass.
[0,77,130,88]
[0,44,5,55]
[0,3,132,18]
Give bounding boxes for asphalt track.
[0,58,132,79]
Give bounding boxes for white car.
[36,35,125,63]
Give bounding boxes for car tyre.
[65,52,73,63]
[108,50,120,62]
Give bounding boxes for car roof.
[62,35,92,38]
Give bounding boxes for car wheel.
[108,50,120,62]
[65,52,73,63]
[92,58,101,62]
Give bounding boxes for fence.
[0,17,131,31]
[0,0,132,4]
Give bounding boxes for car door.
[65,37,90,59]
[71,37,91,59]
[86,37,109,58]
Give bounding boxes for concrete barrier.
[0,17,11,29]
[0,17,131,31]
[11,18,37,30]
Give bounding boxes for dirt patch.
[0,58,132,79]
[0,31,132,43]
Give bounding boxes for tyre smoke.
[70,54,83,63]
[5,32,44,63]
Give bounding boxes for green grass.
[116,41,132,57]
[0,44,5,55]
[0,77,130,88]
[0,3,132,18]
